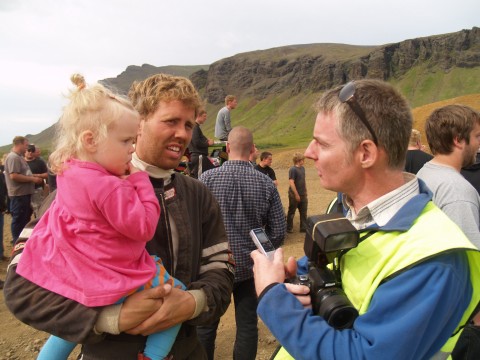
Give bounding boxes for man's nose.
[175,123,189,140]
[304,140,316,159]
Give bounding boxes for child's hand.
[128,162,141,175]
[121,162,141,179]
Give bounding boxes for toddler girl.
[16,74,184,360]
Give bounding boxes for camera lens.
[317,288,359,329]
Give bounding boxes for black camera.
[287,213,359,329]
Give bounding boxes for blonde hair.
[128,73,202,119]
[409,129,421,146]
[293,152,305,164]
[49,74,138,174]
[225,95,236,106]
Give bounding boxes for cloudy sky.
[1,0,478,146]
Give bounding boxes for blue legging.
[37,256,186,360]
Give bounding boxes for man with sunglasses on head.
[251,79,480,360]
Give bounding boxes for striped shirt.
[200,160,286,282]
[344,172,419,229]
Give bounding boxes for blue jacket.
[257,180,479,360]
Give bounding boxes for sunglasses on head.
[339,81,378,145]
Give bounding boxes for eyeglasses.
[27,149,35,152]
[339,81,378,145]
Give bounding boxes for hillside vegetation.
[4,93,479,160]
[2,27,479,156]
[201,93,480,152]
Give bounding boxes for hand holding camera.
[286,213,360,329]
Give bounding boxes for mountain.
[4,27,479,155]
[0,65,207,153]
[201,27,480,107]
[100,64,209,95]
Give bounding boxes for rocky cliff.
[199,27,480,104]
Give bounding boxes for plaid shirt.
[200,160,286,282]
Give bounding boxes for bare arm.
[33,172,48,180]
[10,172,43,185]
[289,178,301,202]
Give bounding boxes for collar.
[223,160,252,167]
[131,153,174,185]
[344,173,432,232]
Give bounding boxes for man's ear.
[226,142,231,154]
[358,140,378,168]
[80,130,97,153]
[453,136,465,150]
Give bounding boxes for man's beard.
[462,146,477,168]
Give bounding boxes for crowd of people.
[1,73,479,360]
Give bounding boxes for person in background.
[33,146,49,189]
[417,104,480,249]
[461,148,480,195]
[33,146,46,162]
[404,129,433,174]
[255,151,278,186]
[214,95,237,141]
[24,144,48,217]
[47,165,57,193]
[249,144,259,166]
[188,109,215,178]
[286,152,307,233]
[5,73,234,360]
[251,79,480,360]
[198,126,286,360]
[1,154,10,214]
[0,162,7,261]
[4,136,43,244]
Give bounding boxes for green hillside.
[2,32,479,157]
[392,65,480,108]
[201,61,480,150]
[203,92,318,150]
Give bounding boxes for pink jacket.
[17,159,160,306]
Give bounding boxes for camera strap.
[358,230,378,243]
[331,230,377,284]
[337,230,377,264]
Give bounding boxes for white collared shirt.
[344,173,419,230]
[131,153,174,184]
